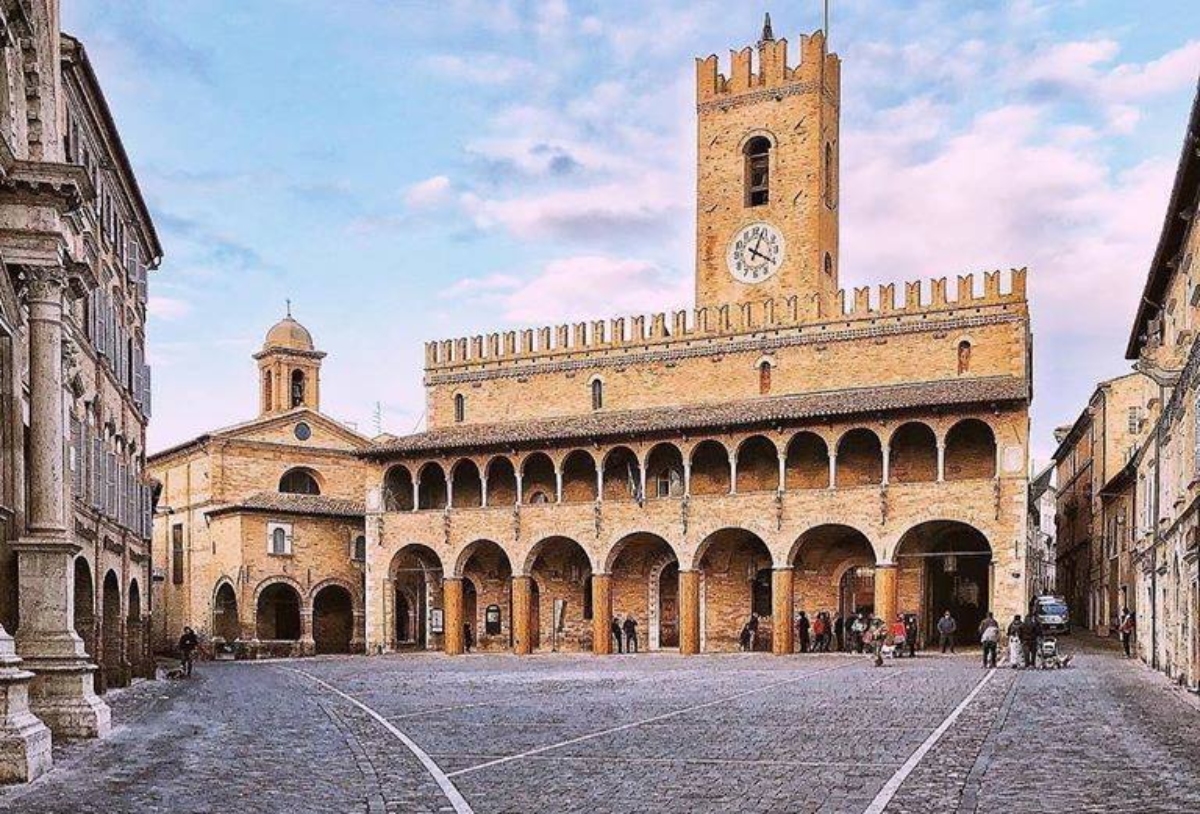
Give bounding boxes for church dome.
[263,315,314,352]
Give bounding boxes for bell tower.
[253,309,325,417]
[694,16,840,319]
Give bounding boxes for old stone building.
[147,315,372,659]
[1125,73,1200,690]
[1051,373,1153,633]
[359,21,1034,660]
[0,1,161,782]
[1026,463,1055,598]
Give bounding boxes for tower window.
[957,341,972,375]
[290,369,305,407]
[454,393,465,423]
[824,142,835,208]
[824,253,833,277]
[263,371,273,409]
[745,137,771,207]
[591,379,604,411]
[758,360,773,395]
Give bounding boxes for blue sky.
[62,1,1200,466]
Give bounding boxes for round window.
[294,422,312,441]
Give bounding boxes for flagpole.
[824,0,830,44]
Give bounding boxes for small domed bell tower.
[254,306,326,416]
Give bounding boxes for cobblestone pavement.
[2,637,1198,813]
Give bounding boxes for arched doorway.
[695,528,773,652]
[100,570,124,690]
[256,582,302,641]
[658,561,680,648]
[457,540,513,652]
[839,566,876,619]
[790,525,876,652]
[73,557,96,663]
[313,584,354,654]
[127,580,144,678]
[896,521,992,643]
[390,544,443,651]
[606,532,679,652]
[213,582,240,641]
[526,536,593,652]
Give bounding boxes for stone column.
[554,468,563,504]
[936,443,946,483]
[683,461,692,497]
[828,452,837,490]
[13,265,110,739]
[443,578,464,655]
[411,478,419,512]
[0,625,51,782]
[772,568,795,655]
[777,453,787,492]
[729,453,738,495]
[512,576,533,655]
[876,562,899,624]
[591,574,612,655]
[299,600,315,656]
[679,570,701,655]
[882,445,891,486]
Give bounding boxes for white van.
[1031,595,1071,634]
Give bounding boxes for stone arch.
[312,582,355,655]
[645,442,684,500]
[456,539,513,652]
[690,439,731,496]
[525,536,593,652]
[254,577,303,641]
[647,552,681,650]
[560,449,598,504]
[736,434,778,493]
[388,544,444,651]
[694,528,773,652]
[894,520,993,643]
[450,458,483,508]
[522,452,556,504]
[127,579,144,677]
[383,464,414,511]
[101,569,123,690]
[602,445,641,502]
[279,466,322,495]
[785,431,829,489]
[212,579,240,641]
[606,532,679,653]
[417,461,448,510]
[943,419,997,480]
[485,455,518,506]
[790,524,877,635]
[73,556,96,662]
[889,421,938,483]
[836,428,883,487]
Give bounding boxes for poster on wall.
[430,608,444,634]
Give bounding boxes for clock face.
[727,222,785,284]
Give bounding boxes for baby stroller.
[1036,636,1072,669]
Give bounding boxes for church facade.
[360,22,1034,658]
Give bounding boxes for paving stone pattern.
[1,638,1197,813]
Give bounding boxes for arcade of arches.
[70,557,151,693]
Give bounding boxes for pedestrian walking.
[851,613,867,654]
[889,615,907,658]
[1118,608,1135,658]
[739,620,753,651]
[937,610,957,654]
[978,613,999,668]
[178,626,199,677]
[870,619,886,667]
[1006,615,1023,668]
[1019,613,1040,668]
[833,613,845,652]
[464,623,474,653]
[798,611,811,653]
[816,612,831,652]
[623,616,639,653]
[611,616,624,653]
[903,614,918,658]
[747,613,760,651]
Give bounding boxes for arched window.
[824,142,835,208]
[957,341,972,375]
[655,468,683,498]
[529,490,551,504]
[745,137,771,207]
[352,535,366,562]
[263,371,273,409]
[454,393,465,423]
[758,360,772,395]
[279,468,321,495]
[591,378,603,411]
[824,252,833,277]
[290,369,305,407]
[270,526,290,555]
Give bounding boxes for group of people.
[788,610,920,656]
[611,615,639,653]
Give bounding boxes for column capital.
[16,263,68,305]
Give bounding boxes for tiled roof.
[367,375,1029,457]
[208,492,365,519]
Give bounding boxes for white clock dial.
[727,222,785,284]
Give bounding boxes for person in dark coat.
[623,616,639,653]
[611,616,624,653]
[178,627,199,677]
[747,613,760,651]
[463,623,473,653]
[797,611,811,653]
[904,614,918,657]
[833,613,845,652]
[1019,614,1041,667]
[937,610,957,654]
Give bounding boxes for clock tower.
[694,16,840,319]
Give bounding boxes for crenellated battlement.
[696,29,839,104]
[425,269,1028,370]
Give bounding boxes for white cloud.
[147,296,192,321]
[404,175,453,210]
[423,53,534,85]
[1021,38,1200,104]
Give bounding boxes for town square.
[0,1,1198,812]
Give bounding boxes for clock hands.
[748,246,770,262]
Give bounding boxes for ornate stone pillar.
[679,570,701,655]
[13,265,110,739]
[511,576,532,655]
[876,562,899,624]
[591,574,612,655]
[772,568,795,655]
[443,578,464,655]
[0,624,52,782]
